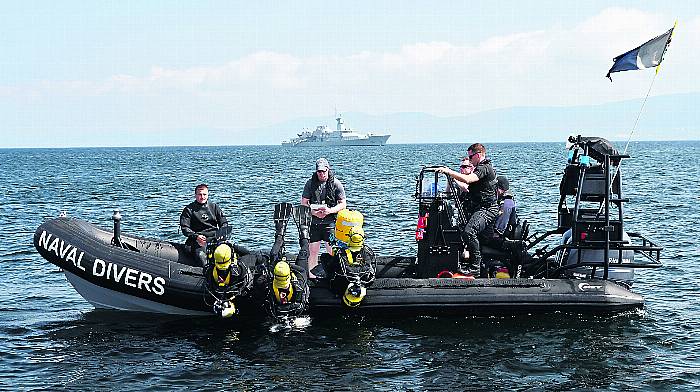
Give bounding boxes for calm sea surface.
[1,141,699,391]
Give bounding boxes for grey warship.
[282,114,390,147]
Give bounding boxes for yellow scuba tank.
[335,209,364,247]
[272,260,294,304]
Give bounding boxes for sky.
[1,1,698,147]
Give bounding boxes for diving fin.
[273,202,293,237]
[292,204,312,274]
[270,202,294,262]
[292,204,312,240]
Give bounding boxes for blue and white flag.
[606,26,674,81]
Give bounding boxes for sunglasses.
[460,164,472,169]
[316,169,328,173]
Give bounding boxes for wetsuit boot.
[292,205,312,274]
[269,203,293,262]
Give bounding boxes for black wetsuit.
[180,200,228,266]
[321,246,376,295]
[462,159,499,270]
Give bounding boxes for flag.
[606,26,674,81]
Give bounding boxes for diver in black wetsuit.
[317,210,376,307]
[439,143,500,276]
[253,203,310,320]
[180,183,228,267]
[204,242,254,318]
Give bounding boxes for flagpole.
[620,71,658,157]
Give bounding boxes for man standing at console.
[301,158,347,278]
[439,143,499,275]
[180,183,228,267]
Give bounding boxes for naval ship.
[282,115,390,147]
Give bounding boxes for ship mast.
[336,113,343,131]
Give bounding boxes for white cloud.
[3,7,697,131]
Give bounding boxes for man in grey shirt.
[301,158,347,278]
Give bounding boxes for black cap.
[496,176,509,191]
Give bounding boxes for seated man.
[180,183,228,267]
[439,143,500,275]
[480,176,524,275]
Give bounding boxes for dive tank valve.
[112,209,123,247]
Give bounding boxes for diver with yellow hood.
[203,228,254,318]
[318,209,376,307]
[253,203,310,321]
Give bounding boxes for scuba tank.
[272,260,294,304]
[334,209,364,247]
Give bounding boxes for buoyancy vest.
[310,171,339,223]
[468,159,498,208]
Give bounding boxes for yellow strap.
[345,248,354,265]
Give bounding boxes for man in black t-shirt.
[301,158,347,278]
[439,143,500,275]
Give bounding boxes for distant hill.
[255,92,699,144]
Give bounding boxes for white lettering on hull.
[40,230,166,296]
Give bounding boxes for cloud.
[2,7,697,134]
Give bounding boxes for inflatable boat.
[33,135,662,316]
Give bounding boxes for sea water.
[1,141,699,391]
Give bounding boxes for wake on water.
[269,315,312,333]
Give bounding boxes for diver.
[253,203,310,321]
[204,241,254,318]
[257,259,310,321]
[318,209,376,307]
[180,183,228,267]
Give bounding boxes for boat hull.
[35,217,213,314]
[310,277,642,314]
[34,217,644,316]
[283,134,390,147]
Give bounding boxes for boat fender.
[451,273,476,281]
[436,270,453,278]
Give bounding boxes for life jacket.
[468,159,497,207]
[310,171,339,209]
